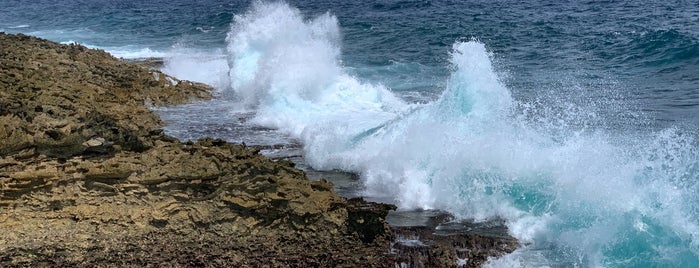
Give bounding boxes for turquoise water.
[3,1,699,266]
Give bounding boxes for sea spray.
[225,1,408,140]
[161,46,230,91]
[225,2,699,266]
[227,1,342,108]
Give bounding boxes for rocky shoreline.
[0,33,517,267]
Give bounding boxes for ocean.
[2,0,699,266]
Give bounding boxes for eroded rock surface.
[0,33,517,267]
[0,33,394,267]
[390,215,519,268]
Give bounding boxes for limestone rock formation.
[0,33,393,267]
[0,33,517,267]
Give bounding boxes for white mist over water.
[226,1,408,137]
[221,2,699,267]
[161,47,230,92]
[41,0,696,265]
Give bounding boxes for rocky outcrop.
[0,33,517,267]
[390,216,519,268]
[0,33,211,159]
[0,33,394,267]
[0,135,395,266]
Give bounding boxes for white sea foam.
[226,1,408,133]
[224,2,699,266]
[106,47,168,59]
[161,46,230,91]
[58,40,169,59]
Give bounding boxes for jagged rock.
[0,33,517,267]
[347,198,397,243]
[390,221,519,268]
[0,33,399,267]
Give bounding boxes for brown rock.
[0,33,397,267]
[0,32,517,267]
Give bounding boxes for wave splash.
[225,2,699,266]
[226,1,408,143]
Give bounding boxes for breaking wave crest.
[225,2,699,266]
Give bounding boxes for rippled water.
[3,1,699,266]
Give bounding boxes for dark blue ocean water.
[3,1,699,267]
[3,0,698,127]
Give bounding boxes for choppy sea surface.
[3,1,699,266]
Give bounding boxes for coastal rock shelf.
[0,33,517,267]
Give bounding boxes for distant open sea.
[3,0,699,266]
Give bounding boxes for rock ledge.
[0,33,517,267]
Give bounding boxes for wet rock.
[388,215,519,268]
[347,197,397,243]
